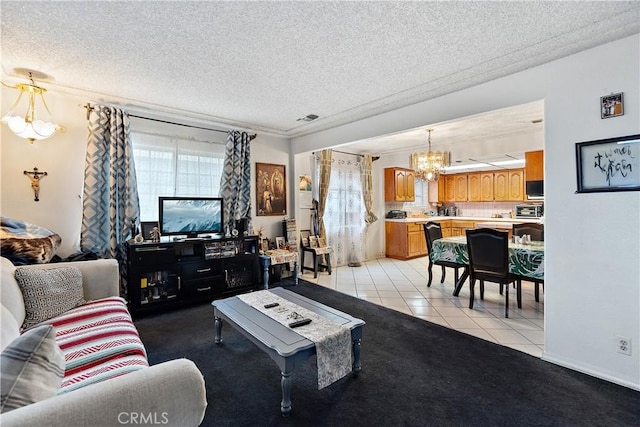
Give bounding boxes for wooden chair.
[512,223,544,302]
[466,228,520,318]
[423,222,464,287]
[300,230,332,278]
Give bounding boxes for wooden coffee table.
[212,287,365,416]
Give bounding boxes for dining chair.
[423,222,464,287]
[465,228,520,318]
[512,223,544,302]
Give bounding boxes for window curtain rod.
[314,149,379,161]
[82,103,256,140]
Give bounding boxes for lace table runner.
[238,290,352,389]
[264,249,298,268]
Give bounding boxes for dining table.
[430,235,544,296]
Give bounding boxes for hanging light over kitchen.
[410,129,451,181]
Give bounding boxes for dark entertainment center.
[126,235,260,316]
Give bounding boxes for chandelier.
[410,129,451,181]
[1,71,63,143]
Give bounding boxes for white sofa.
[1,256,207,426]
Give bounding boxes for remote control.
[264,303,279,308]
[289,318,312,328]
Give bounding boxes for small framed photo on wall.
[600,92,624,119]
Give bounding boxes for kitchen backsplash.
[385,201,519,218]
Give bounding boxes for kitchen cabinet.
[525,150,544,181]
[385,167,415,202]
[494,169,525,201]
[468,173,481,202]
[407,223,427,258]
[494,171,509,201]
[480,173,494,201]
[385,221,427,260]
[439,220,452,237]
[433,220,452,238]
[455,175,468,201]
[468,173,494,202]
[508,169,525,200]
[444,175,456,201]
[427,178,446,203]
[449,220,476,237]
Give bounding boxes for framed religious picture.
[275,236,286,250]
[261,238,270,252]
[300,229,311,247]
[256,162,286,216]
[318,237,327,247]
[575,134,640,193]
[309,235,318,248]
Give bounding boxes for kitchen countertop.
[385,216,543,224]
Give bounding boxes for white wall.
[292,35,640,389]
[1,90,87,257]
[250,135,292,240]
[0,86,291,257]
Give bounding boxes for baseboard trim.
[542,351,640,391]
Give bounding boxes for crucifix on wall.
[23,167,48,201]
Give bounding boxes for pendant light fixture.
[1,70,63,143]
[410,129,451,181]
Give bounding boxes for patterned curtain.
[81,105,140,261]
[317,149,332,240]
[360,154,378,224]
[219,130,251,234]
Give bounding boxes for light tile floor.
[299,256,544,358]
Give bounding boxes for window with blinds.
[131,131,225,221]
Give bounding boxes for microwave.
[515,204,543,218]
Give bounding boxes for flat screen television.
[159,197,224,238]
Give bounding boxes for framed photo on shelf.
[318,237,327,247]
[575,134,640,193]
[275,236,286,250]
[300,230,311,247]
[256,162,286,216]
[309,235,318,248]
[600,92,624,119]
[261,238,270,252]
[140,221,157,240]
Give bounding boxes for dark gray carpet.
[134,280,640,426]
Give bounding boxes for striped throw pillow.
[0,325,65,413]
[15,267,86,330]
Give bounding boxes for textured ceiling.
[342,100,545,166]
[1,1,639,148]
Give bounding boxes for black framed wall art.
[575,134,640,193]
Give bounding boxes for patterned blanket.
[0,216,62,265]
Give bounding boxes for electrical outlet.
[616,336,632,356]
